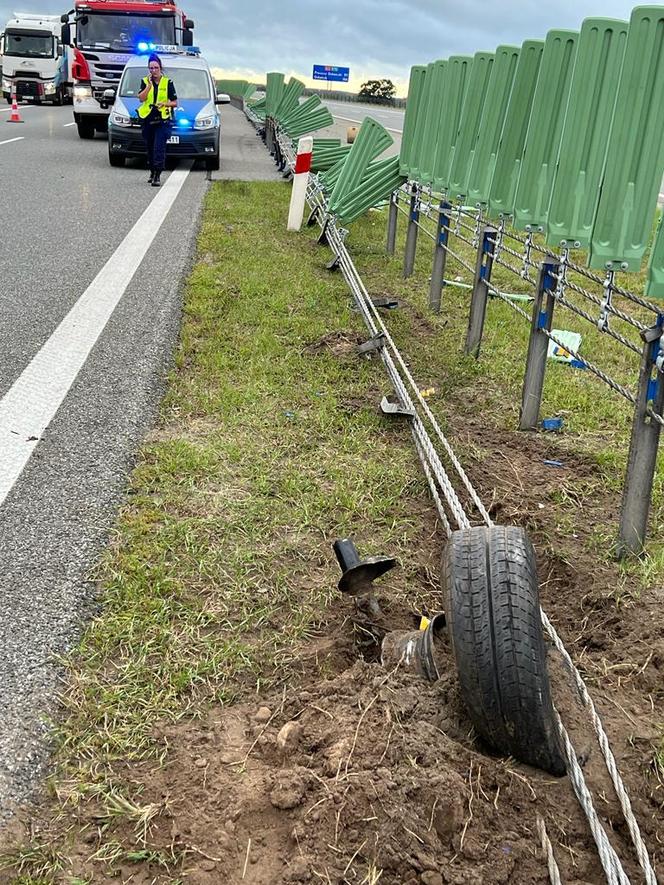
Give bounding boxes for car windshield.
[121,67,212,100]
[77,14,175,50]
[5,31,54,58]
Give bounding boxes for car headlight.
[74,84,92,100]
[2,78,12,91]
[111,112,131,127]
[44,82,56,94]
[194,114,218,131]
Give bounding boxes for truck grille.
[83,52,129,85]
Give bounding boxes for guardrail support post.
[265,117,275,155]
[464,225,497,357]
[386,190,398,255]
[519,260,559,430]
[617,319,664,557]
[429,199,452,313]
[403,184,420,278]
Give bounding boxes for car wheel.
[77,120,95,139]
[205,153,220,172]
[108,150,126,167]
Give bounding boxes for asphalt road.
[0,102,278,814]
[317,99,404,157]
[322,98,405,133]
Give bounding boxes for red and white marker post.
[287,135,313,231]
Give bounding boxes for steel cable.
[291,155,657,885]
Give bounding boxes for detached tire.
[442,525,566,776]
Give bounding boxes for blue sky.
[0,1,647,93]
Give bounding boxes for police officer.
[137,54,178,187]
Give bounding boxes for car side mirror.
[57,42,63,57]
[216,92,231,104]
[61,23,71,44]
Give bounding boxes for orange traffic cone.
[7,96,23,123]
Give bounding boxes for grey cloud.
[0,0,641,86]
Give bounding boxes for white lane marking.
[63,122,76,127]
[330,112,402,134]
[0,137,25,146]
[0,166,191,507]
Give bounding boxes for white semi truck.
[1,13,72,104]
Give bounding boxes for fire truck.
[60,0,194,139]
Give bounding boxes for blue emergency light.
[136,43,201,56]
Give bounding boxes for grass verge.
[1,176,662,881]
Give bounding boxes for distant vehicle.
[1,13,72,105]
[107,46,229,171]
[60,0,194,140]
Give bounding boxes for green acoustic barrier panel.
[280,95,333,137]
[408,62,435,181]
[590,7,664,271]
[274,78,305,121]
[487,40,544,218]
[319,156,348,192]
[286,114,334,139]
[399,66,428,177]
[337,159,407,224]
[432,55,473,192]
[546,18,628,249]
[312,146,351,172]
[447,52,495,199]
[265,72,285,118]
[646,213,664,298]
[328,118,393,212]
[466,45,520,207]
[512,30,578,230]
[410,60,448,184]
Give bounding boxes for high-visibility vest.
[138,76,171,120]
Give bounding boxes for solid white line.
[330,112,403,134]
[0,137,25,146]
[63,122,76,127]
[0,167,191,507]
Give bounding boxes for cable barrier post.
[464,225,497,357]
[386,189,399,255]
[617,317,664,557]
[519,259,560,430]
[429,199,452,313]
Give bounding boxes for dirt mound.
[55,610,655,885]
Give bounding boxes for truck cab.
[61,0,194,139]
[1,14,71,105]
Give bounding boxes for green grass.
[0,180,439,881]
[3,179,663,880]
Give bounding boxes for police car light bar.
[136,42,200,55]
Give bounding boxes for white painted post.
[287,136,313,232]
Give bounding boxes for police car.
[106,46,229,170]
